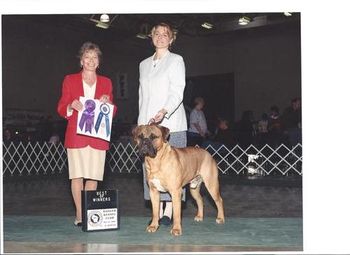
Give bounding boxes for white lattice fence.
[2,142,67,176]
[205,143,302,176]
[107,142,142,173]
[2,142,302,176]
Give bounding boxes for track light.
[238,16,251,25]
[136,33,149,39]
[90,14,118,30]
[100,14,110,23]
[136,23,151,39]
[284,12,292,17]
[201,22,213,29]
[96,22,109,29]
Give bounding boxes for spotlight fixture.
[238,16,251,25]
[136,23,151,39]
[89,14,118,30]
[100,14,110,23]
[136,33,149,39]
[201,22,213,29]
[284,12,292,16]
[95,22,109,29]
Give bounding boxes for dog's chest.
[150,178,167,192]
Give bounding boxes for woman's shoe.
[159,216,172,226]
[74,219,82,227]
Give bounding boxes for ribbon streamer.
[79,99,96,133]
[95,103,111,137]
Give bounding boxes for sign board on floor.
[82,189,119,232]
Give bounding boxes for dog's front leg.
[146,186,160,233]
[170,189,182,236]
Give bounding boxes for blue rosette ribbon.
[95,103,111,137]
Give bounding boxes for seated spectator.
[48,132,60,145]
[282,97,302,146]
[46,123,60,144]
[257,113,269,146]
[268,105,284,148]
[117,130,133,146]
[236,110,254,148]
[202,117,236,149]
[3,128,12,143]
[187,97,209,146]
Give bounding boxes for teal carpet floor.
[3,216,302,253]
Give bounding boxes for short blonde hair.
[151,22,176,43]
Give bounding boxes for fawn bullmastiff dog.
[133,124,225,236]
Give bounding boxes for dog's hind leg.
[206,181,225,224]
[190,182,204,222]
[202,162,225,224]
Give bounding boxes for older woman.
[57,42,117,226]
[138,23,187,226]
[187,96,209,146]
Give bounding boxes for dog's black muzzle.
[138,138,157,159]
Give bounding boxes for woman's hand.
[151,109,168,123]
[70,99,83,111]
[99,94,111,104]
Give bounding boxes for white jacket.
[138,50,188,132]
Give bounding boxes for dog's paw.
[194,215,203,222]
[146,225,159,233]
[170,228,182,236]
[216,218,225,224]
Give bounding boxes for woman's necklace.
[152,58,160,68]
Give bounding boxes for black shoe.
[74,219,82,227]
[159,216,172,226]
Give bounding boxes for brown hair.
[151,22,177,44]
[78,42,102,63]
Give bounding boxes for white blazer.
[138,50,188,132]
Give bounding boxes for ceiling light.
[96,22,109,29]
[284,12,292,17]
[238,16,251,25]
[136,33,149,39]
[136,23,151,39]
[100,14,110,23]
[201,22,213,29]
[90,14,118,30]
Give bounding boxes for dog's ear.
[158,125,170,141]
[131,125,141,142]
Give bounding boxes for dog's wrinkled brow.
[149,133,159,140]
[138,133,159,140]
